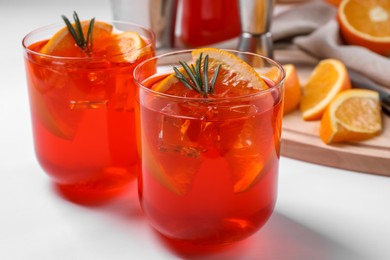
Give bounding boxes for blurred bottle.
[180,0,241,47]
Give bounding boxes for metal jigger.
[149,0,178,49]
[237,0,274,58]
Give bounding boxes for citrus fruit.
[227,121,276,193]
[29,83,81,140]
[230,153,269,193]
[192,48,268,90]
[153,48,268,96]
[320,89,382,144]
[282,64,302,115]
[300,59,351,121]
[41,20,113,57]
[142,141,200,196]
[338,0,390,56]
[106,31,147,62]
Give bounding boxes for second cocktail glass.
[134,49,285,244]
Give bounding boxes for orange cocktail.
[23,14,155,203]
[134,48,285,244]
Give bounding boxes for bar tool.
[149,0,178,49]
[237,0,274,58]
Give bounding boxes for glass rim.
[22,20,156,61]
[134,49,286,102]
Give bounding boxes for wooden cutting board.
[220,47,389,176]
[281,110,390,176]
[278,48,390,176]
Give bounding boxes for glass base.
[54,173,135,205]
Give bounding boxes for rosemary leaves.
[173,53,221,97]
[62,11,95,55]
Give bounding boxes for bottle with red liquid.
[180,0,241,47]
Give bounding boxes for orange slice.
[226,119,276,193]
[141,141,200,196]
[338,0,390,56]
[106,31,147,63]
[320,89,382,144]
[41,20,113,57]
[230,153,267,193]
[153,48,268,95]
[282,64,302,115]
[29,83,81,140]
[191,48,268,90]
[152,67,186,93]
[300,59,351,121]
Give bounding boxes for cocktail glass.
[23,21,155,203]
[134,49,284,244]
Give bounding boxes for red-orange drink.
[134,49,285,244]
[23,20,155,203]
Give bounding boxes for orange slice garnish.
[106,31,147,63]
[153,48,268,96]
[300,59,351,121]
[191,48,268,91]
[320,89,382,144]
[41,20,113,57]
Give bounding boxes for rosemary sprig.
[61,11,95,55]
[173,53,221,97]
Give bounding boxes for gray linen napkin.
[272,1,337,42]
[271,1,390,89]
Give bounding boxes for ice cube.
[158,103,203,158]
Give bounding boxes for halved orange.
[41,20,113,57]
[320,89,382,144]
[300,59,351,121]
[338,0,390,56]
[282,64,302,115]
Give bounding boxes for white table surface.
[1,0,390,259]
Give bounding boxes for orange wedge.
[338,0,390,56]
[282,64,302,115]
[41,20,113,57]
[300,59,351,121]
[320,89,382,144]
[153,48,268,96]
